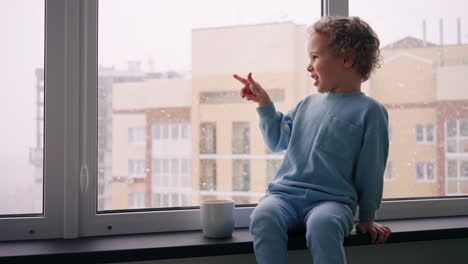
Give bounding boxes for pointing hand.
[233,72,271,107]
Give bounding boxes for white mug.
[200,200,235,238]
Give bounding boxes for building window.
[171,124,179,140]
[181,159,192,187]
[200,89,284,104]
[447,159,468,194]
[416,124,434,143]
[153,158,190,188]
[129,192,146,209]
[460,160,468,179]
[460,120,468,137]
[129,127,146,145]
[445,119,468,194]
[200,159,216,191]
[181,124,189,139]
[233,160,250,192]
[416,162,435,182]
[171,193,179,207]
[129,160,146,178]
[161,124,169,139]
[171,159,179,186]
[162,159,169,187]
[384,162,394,181]
[232,196,251,204]
[266,159,283,184]
[232,122,250,154]
[447,119,457,138]
[152,159,161,186]
[200,122,216,154]
[426,124,434,142]
[447,160,457,179]
[152,124,161,140]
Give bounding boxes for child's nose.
[307,63,313,72]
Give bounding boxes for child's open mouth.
[311,74,319,86]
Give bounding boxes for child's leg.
[250,194,300,264]
[303,201,354,264]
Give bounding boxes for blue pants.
[250,183,354,264]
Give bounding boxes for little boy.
[233,16,391,264]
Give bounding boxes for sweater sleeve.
[256,101,302,153]
[354,105,389,221]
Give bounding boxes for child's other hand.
[233,72,271,107]
[356,221,391,244]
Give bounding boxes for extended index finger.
[233,74,248,85]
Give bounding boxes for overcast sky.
[1,0,468,213]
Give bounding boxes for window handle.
[80,164,89,193]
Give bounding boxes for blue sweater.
[257,91,389,221]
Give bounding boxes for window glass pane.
[98,0,321,210]
[181,124,189,139]
[200,159,216,192]
[426,124,434,142]
[460,161,468,178]
[129,160,146,178]
[384,162,393,180]
[162,124,169,139]
[447,180,458,194]
[460,120,468,137]
[447,119,457,138]
[152,159,161,187]
[181,159,189,173]
[1,1,44,215]
[461,180,468,193]
[233,160,250,192]
[416,163,425,180]
[171,159,179,186]
[266,159,283,183]
[129,127,146,144]
[416,125,424,142]
[162,159,169,187]
[388,124,392,142]
[200,122,216,154]
[460,139,468,153]
[447,160,457,178]
[152,124,160,140]
[427,163,434,180]
[171,124,179,140]
[447,140,457,153]
[232,122,250,154]
[351,0,468,197]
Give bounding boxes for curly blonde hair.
[308,16,381,82]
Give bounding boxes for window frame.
[416,123,436,144]
[415,162,436,183]
[0,0,79,241]
[128,127,146,145]
[80,0,468,237]
[2,0,468,241]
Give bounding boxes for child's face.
[307,32,347,93]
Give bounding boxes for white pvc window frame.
[79,0,468,237]
[445,119,468,195]
[1,0,468,241]
[416,124,436,144]
[0,0,80,241]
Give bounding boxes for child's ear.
[343,49,356,68]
